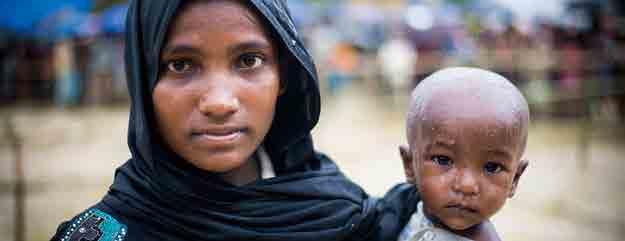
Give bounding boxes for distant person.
[326,41,358,94]
[377,34,417,105]
[53,40,81,105]
[398,67,530,241]
[49,0,418,241]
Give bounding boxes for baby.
[398,67,530,241]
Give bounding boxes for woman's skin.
[152,0,281,186]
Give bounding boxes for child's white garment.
[257,145,275,179]
[397,202,473,241]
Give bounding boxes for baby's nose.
[452,169,479,197]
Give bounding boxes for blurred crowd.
[300,0,625,120]
[1,0,624,120]
[0,35,127,106]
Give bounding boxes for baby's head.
[400,67,530,232]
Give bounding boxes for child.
[398,67,530,241]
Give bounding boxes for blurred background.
[1,0,624,240]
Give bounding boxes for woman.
[50,0,418,240]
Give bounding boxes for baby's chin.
[439,218,481,232]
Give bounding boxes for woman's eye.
[484,162,503,174]
[431,155,452,166]
[238,54,264,69]
[166,59,194,74]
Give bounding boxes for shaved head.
[406,67,530,157]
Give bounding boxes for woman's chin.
[188,152,251,173]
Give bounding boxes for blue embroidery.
[60,209,127,241]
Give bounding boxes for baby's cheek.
[487,172,514,191]
[419,174,452,202]
[479,180,510,217]
[419,161,447,176]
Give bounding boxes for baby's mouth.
[445,204,478,214]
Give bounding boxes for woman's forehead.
[163,0,274,52]
[171,1,262,33]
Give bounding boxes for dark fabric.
[51,0,419,240]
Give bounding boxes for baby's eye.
[237,53,264,69]
[166,59,195,74]
[431,155,452,166]
[483,162,503,174]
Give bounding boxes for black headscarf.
[97,0,419,240]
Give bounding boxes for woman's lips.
[191,127,245,144]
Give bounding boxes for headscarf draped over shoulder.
[54,0,419,240]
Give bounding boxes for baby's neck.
[442,222,484,239]
[453,222,501,241]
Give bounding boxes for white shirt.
[398,202,473,241]
[257,146,276,179]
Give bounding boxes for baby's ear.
[509,159,529,198]
[399,145,416,184]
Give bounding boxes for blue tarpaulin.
[0,0,92,34]
[35,7,94,41]
[100,3,128,34]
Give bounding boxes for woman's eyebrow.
[227,41,272,55]
[161,44,200,56]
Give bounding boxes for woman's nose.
[452,168,480,197]
[197,86,240,120]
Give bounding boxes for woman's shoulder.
[50,206,129,241]
[353,183,421,241]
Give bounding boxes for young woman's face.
[153,0,280,174]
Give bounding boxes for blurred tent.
[35,7,100,41]
[0,1,128,42]
[0,0,93,38]
[37,2,129,40]
[99,3,128,34]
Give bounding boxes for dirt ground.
[1,84,624,241]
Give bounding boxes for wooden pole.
[577,98,593,171]
[5,116,24,241]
